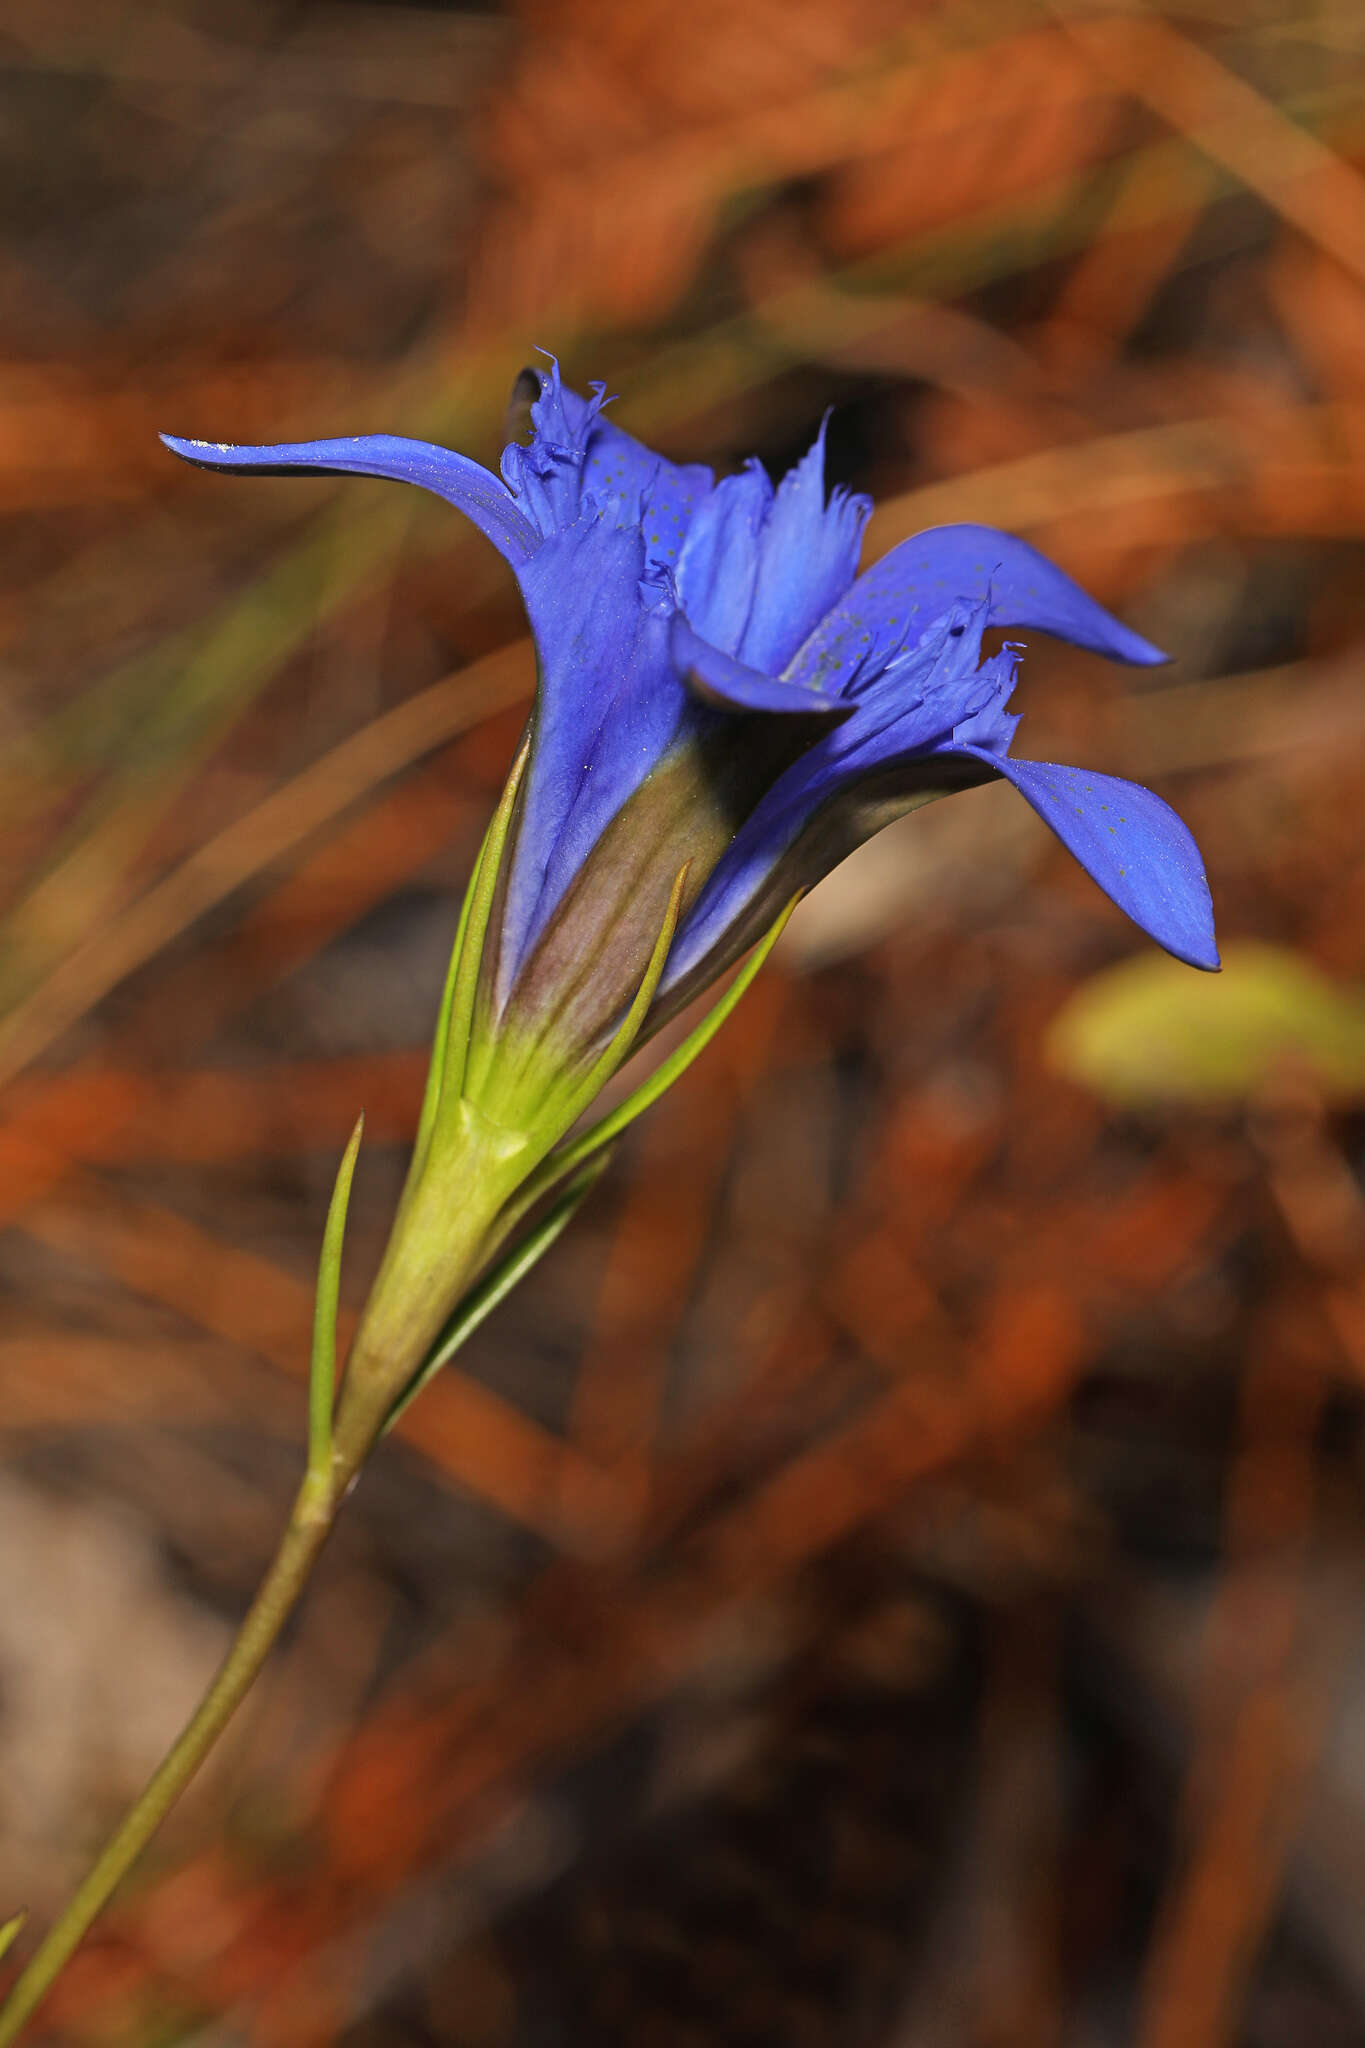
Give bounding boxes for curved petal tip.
[673,614,850,719]
[970,752,1219,971]
[159,430,539,566]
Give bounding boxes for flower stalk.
[0,1472,340,2048]
[0,1075,555,2042]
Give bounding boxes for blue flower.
[163,360,1217,1069]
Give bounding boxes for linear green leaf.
[308,1113,365,1481]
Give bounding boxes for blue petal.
[666,602,1215,994]
[671,614,850,718]
[585,421,712,571]
[511,362,713,572]
[787,522,1166,694]
[499,360,609,536]
[676,461,772,654]
[499,508,687,984]
[665,614,987,988]
[958,751,1219,970]
[160,432,538,567]
[740,419,871,675]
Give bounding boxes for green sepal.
[435,732,530,1120]
[0,1915,25,1967]
[516,890,802,1213]
[381,1150,611,1434]
[409,841,480,1188]
[307,1112,364,1482]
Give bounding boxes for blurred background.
[3,0,1365,2041]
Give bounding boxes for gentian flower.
[164,363,1216,1437]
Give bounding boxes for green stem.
[0,1469,343,2046]
[0,1110,510,2041]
